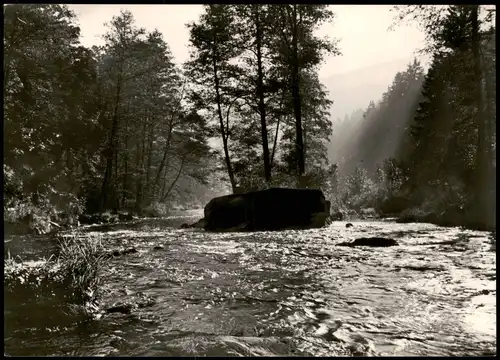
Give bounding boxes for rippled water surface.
[4,212,497,356]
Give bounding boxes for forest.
[3,4,496,234]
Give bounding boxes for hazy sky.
[68,4,427,79]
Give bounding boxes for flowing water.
[4,211,497,356]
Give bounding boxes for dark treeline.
[327,5,495,230]
[3,4,338,233]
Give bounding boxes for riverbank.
[329,206,496,233]
[3,212,132,237]
[4,209,495,239]
[393,208,496,232]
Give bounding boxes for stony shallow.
[4,212,497,356]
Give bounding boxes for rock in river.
[202,187,330,232]
[338,237,398,247]
[106,303,134,315]
[180,218,206,229]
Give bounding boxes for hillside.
[322,56,418,162]
[323,56,417,121]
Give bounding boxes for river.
[4,211,497,356]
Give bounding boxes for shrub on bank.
[56,234,106,304]
[4,185,85,235]
[140,202,167,218]
[5,233,106,308]
[328,160,495,230]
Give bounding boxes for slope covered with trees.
[4,4,339,234]
[326,5,495,230]
[185,4,339,192]
[4,5,216,233]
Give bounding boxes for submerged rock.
[106,303,134,314]
[105,294,156,316]
[180,218,206,229]
[106,247,139,258]
[345,223,354,228]
[338,237,398,247]
[203,187,330,232]
[330,211,345,221]
[122,248,138,255]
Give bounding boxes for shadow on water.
[4,217,497,356]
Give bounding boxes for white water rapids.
[4,215,496,356]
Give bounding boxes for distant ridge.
[321,56,418,123]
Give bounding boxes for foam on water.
[4,218,497,356]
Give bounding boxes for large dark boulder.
[203,188,330,232]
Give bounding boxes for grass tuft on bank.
[56,233,106,304]
[5,233,107,309]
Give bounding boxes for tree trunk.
[153,114,175,195]
[160,155,186,203]
[254,6,272,182]
[154,83,186,194]
[271,119,281,168]
[122,117,129,209]
[114,139,119,211]
[291,5,305,179]
[470,5,490,228]
[303,124,307,172]
[135,116,147,212]
[145,121,154,201]
[270,89,287,167]
[213,47,237,193]
[100,75,122,212]
[482,30,496,229]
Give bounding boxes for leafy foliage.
[186,5,339,192]
[3,6,214,233]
